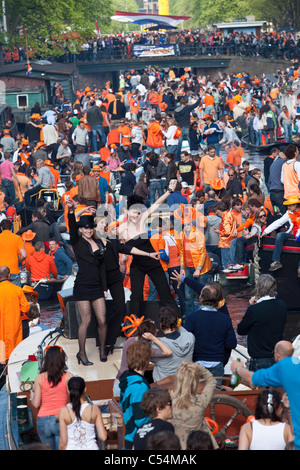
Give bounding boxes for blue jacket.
[184,306,237,363]
[203,122,223,146]
[119,370,150,447]
[98,176,109,203]
[51,246,72,277]
[168,191,188,210]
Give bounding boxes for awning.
[110,11,190,27]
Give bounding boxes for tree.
[0,0,114,58]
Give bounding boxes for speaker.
[63,300,116,339]
[126,301,163,336]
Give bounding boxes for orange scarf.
[289,209,300,237]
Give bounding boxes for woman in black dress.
[95,215,161,355]
[118,179,180,319]
[66,198,108,365]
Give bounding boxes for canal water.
[38,147,300,347]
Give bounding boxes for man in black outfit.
[237,274,287,372]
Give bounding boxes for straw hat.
[21,230,36,241]
[283,195,300,205]
[35,142,46,149]
[23,285,39,298]
[210,178,225,191]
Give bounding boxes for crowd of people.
[3,29,300,64]
[0,64,300,451]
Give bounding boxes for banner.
[132,44,175,58]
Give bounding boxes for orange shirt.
[107,129,121,147]
[0,280,30,361]
[99,147,111,162]
[0,230,24,274]
[118,125,131,146]
[199,155,223,185]
[49,167,61,189]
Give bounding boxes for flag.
[95,20,101,37]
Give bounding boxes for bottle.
[230,358,241,388]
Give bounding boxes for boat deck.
[8,329,125,400]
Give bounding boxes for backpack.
[174,127,182,139]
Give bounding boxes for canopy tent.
[110,11,190,28]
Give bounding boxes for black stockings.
[76,298,107,361]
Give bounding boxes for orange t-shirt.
[99,147,111,162]
[0,230,24,274]
[107,129,121,147]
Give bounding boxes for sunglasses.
[259,214,267,219]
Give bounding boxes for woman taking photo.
[118,179,180,319]
[66,198,107,364]
[30,346,73,450]
[59,376,107,450]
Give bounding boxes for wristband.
[167,188,174,193]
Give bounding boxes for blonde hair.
[172,361,201,410]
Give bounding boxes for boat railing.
[36,326,65,372]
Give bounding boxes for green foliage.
[169,0,299,30]
[0,0,115,57]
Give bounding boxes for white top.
[249,420,286,450]
[162,125,179,146]
[65,403,99,450]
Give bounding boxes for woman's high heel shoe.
[99,348,107,363]
[76,352,93,366]
[105,345,114,356]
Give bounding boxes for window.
[17,95,28,108]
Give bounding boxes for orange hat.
[30,113,41,120]
[22,285,39,298]
[44,159,54,166]
[35,141,46,149]
[210,178,224,190]
[75,174,83,181]
[203,114,212,120]
[22,138,29,145]
[21,230,36,241]
[85,87,90,92]
[91,165,100,171]
[3,129,10,134]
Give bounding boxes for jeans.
[25,184,42,207]
[148,270,169,301]
[270,190,286,215]
[91,124,106,152]
[204,362,224,385]
[249,357,275,372]
[149,181,162,205]
[233,237,247,264]
[168,267,186,316]
[1,179,15,203]
[283,123,293,142]
[176,127,190,160]
[272,232,295,263]
[167,144,178,155]
[220,248,233,269]
[9,273,21,287]
[37,415,60,450]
